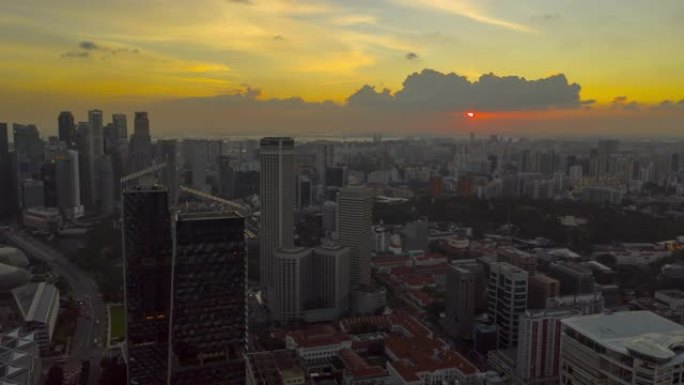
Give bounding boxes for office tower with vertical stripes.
[337,186,373,288]
[259,137,295,301]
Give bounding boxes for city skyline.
[2,1,684,136]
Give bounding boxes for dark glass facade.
[123,188,172,385]
[170,213,247,385]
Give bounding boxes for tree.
[45,365,64,385]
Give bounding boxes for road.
[1,228,107,385]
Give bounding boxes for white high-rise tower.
[337,186,373,288]
[259,137,295,300]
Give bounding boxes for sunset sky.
[1,0,683,137]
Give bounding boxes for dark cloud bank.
[62,41,139,58]
[151,69,681,137]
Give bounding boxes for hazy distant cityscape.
[0,110,683,385]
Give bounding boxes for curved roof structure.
[0,263,31,291]
[0,247,29,268]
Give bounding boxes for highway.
[1,228,107,385]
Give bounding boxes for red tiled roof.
[339,348,386,379]
[385,335,478,376]
[408,290,435,306]
[398,274,434,288]
[287,324,350,348]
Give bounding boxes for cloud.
[150,68,590,136]
[611,96,640,110]
[228,0,252,4]
[273,34,286,41]
[405,52,419,60]
[391,0,533,33]
[531,13,560,22]
[62,41,140,58]
[652,99,684,110]
[61,51,90,59]
[346,69,581,111]
[79,41,100,50]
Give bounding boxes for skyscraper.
[54,150,83,219]
[487,262,528,349]
[128,112,153,173]
[88,109,104,157]
[170,210,247,385]
[0,123,14,216]
[445,261,481,338]
[98,155,114,213]
[515,309,573,385]
[218,155,234,199]
[57,111,75,147]
[12,124,43,178]
[337,186,373,288]
[112,113,128,142]
[259,137,295,300]
[122,187,172,385]
[317,143,334,184]
[158,139,179,205]
[75,122,97,210]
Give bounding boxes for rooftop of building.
[529,273,559,284]
[562,310,684,362]
[656,289,684,299]
[286,324,350,349]
[386,335,478,380]
[0,328,39,385]
[338,348,386,379]
[12,282,59,324]
[246,350,307,385]
[0,264,31,292]
[0,247,29,268]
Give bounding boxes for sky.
[1,0,683,137]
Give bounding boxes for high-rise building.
[337,186,373,288]
[98,155,115,213]
[58,111,76,147]
[446,260,482,338]
[560,311,684,385]
[218,155,234,199]
[259,137,295,299]
[122,187,172,385]
[488,262,528,349]
[296,174,312,210]
[516,309,573,385]
[271,244,350,324]
[528,273,560,310]
[75,121,98,210]
[158,139,180,205]
[317,144,334,184]
[325,166,345,188]
[112,113,128,142]
[21,179,45,209]
[548,262,595,296]
[12,123,43,178]
[41,163,57,208]
[128,112,153,173]
[54,150,83,219]
[170,210,247,385]
[272,247,311,324]
[88,109,104,157]
[0,123,15,216]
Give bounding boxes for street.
[1,228,107,385]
